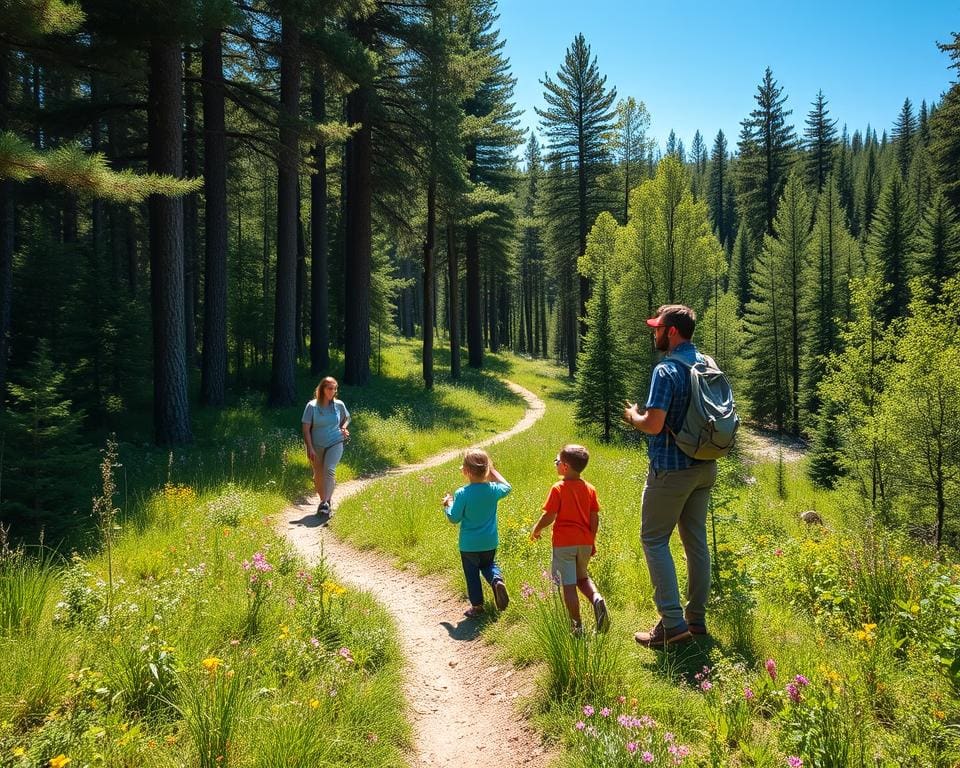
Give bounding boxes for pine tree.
[707,129,734,249]
[736,67,796,241]
[913,190,960,303]
[729,224,751,312]
[803,89,837,194]
[892,97,916,179]
[575,212,626,441]
[537,33,617,375]
[930,33,960,213]
[689,129,707,199]
[743,172,812,434]
[0,341,93,537]
[865,175,915,326]
[807,396,845,488]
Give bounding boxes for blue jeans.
[460,550,503,606]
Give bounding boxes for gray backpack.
[665,354,739,459]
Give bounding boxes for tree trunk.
[148,36,191,444]
[465,143,483,368]
[310,69,330,374]
[0,46,13,400]
[269,17,301,406]
[446,217,459,379]
[183,47,199,366]
[342,17,372,386]
[200,29,228,406]
[296,198,306,358]
[422,173,436,389]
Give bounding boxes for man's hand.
[529,528,542,542]
[622,400,641,427]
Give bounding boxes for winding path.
[278,381,551,767]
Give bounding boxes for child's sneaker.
[593,595,610,632]
[493,579,509,611]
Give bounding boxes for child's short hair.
[462,448,491,480]
[560,444,589,474]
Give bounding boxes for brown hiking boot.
[634,621,693,648]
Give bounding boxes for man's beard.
[655,333,669,352]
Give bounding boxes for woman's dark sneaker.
[593,596,610,632]
[493,579,509,611]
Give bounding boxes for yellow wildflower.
[49,755,71,768]
[309,699,320,709]
[12,747,25,757]
[201,657,223,674]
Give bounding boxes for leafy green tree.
[575,212,626,441]
[537,32,617,374]
[736,67,796,241]
[743,172,812,434]
[865,175,915,326]
[803,89,837,194]
[608,96,652,223]
[913,190,960,303]
[875,279,960,546]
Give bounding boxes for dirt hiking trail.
[279,381,552,768]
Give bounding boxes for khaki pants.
[640,461,717,630]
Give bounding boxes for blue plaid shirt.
[643,341,708,471]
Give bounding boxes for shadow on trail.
[440,618,485,642]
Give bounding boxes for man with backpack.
[623,304,738,648]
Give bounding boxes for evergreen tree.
[865,175,915,326]
[707,129,734,249]
[517,133,547,356]
[803,89,837,194]
[0,341,92,538]
[736,67,796,241]
[689,129,707,200]
[807,396,845,488]
[575,212,626,441]
[729,223,751,312]
[537,33,617,374]
[913,190,960,303]
[892,97,916,179]
[930,33,960,221]
[743,172,812,434]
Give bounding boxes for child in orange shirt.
[530,444,609,633]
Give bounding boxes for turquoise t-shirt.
[444,480,512,551]
[301,398,350,450]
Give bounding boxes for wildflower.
[309,699,320,709]
[774,548,783,556]
[201,657,223,674]
[641,752,654,763]
[310,637,320,648]
[12,747,25,757]
[366,732,379,743]
[625,742,638,754]
[617,714,632,728]
[574,721,585,731]
[664,731,675,743]
[583,705,595,717]
[600,707,611,717]
[786,683,801,703]
[700,680,713,692]
[744,686,755,701]
[338,647,354,663]
[765,658,777,680]
[794,674,810,687]
[49,756,71,768]
[520,583,535,599]
[787,758,803,768]
[617,695,627,704]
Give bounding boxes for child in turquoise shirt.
[442,448,511,617]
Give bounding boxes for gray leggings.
[311,441,344,501]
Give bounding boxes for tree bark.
[422,173,436,389]
[0,47,13,400]
[447,218,460,379]
[183,47,199,366]
[148,36,191,444]
[200,29,228,406]
[310,69,329,374]
[343,16,372,386]
[465,143,483,368]
[269,17,301,406]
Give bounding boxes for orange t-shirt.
[542,479,599,547]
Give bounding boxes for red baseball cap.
[645,316,667,328]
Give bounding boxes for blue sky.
[496,1,956,156]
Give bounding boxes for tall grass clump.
[0,526,56,636]
[523,579,621,703]
[175,655,251,768]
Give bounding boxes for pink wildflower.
[600,707,611,717]
[744,686,755,701]
[786,683,801,703]
[583,705,595,717]
[641,752,654,763]
[625,742,638,754]
[787,758,803,768]
[700,680,713,692]
[574,721,585,731]
[794,674,810,687]
[765,658,777,680]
